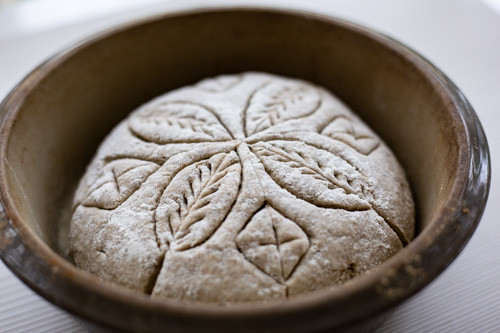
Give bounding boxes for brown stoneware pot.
[0,8,490,333]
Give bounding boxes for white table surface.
[1,0,499,332]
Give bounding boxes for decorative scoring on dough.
[69,72,414,302]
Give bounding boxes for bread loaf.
[70,72,414,302]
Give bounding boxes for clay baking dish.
[0,7,490,333]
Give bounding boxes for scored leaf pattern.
[155,152,241,251]
[76,74,382,286]
[250,141,371,211]
[245,81,321,136]
[83,158,160,210]
[322,116,379,155]
[129,102,232,143]
[236,205,309,283]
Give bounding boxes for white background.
[1,0,499,332]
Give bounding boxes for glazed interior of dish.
[2,10,460,281]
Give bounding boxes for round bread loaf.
[69,72,414,302]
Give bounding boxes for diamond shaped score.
[236,205,309,283]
